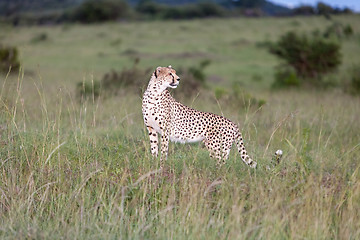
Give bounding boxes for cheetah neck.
[145,77,168,95]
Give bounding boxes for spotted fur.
[142,66,256,168]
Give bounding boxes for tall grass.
[1,67,359,239]
[1,15,360,239]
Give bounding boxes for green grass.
[1,15,360,239]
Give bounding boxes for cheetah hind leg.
[235,134,257,168]
[203,139,224,168]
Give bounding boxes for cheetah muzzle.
[142,65,256,169]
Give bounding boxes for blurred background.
[1,0,359,100]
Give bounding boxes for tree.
[70,0,129,23]
[316,2,334,15]
[229,0,265,8]
[269,31,341,79]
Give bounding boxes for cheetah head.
[152,65,180,90]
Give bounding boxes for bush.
[76,80,101,100]
[0,45,20,74]
[173,60,211,99]
[346,66,360,95]
[214,84,266,109]
[101,63,151,96]
[136,1,225,20]
[30,32,48,43]
[323,23,353,39]
[69,0,129,23]
[75,60,211,101]
[292,5,315,15]
[343,24,353,37]
[269,31,341,79]
[272,66,300,88]
[136,0,165,16]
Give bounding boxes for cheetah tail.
[235,133,257,168]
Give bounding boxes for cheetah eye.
[169,73,172,76]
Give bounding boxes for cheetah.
[142,66,257,168]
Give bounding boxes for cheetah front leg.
[146,126,159,157]
[160,133,170,168]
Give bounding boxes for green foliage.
[69,0,130,23]
[323,22,354,39]
[317,2,334,16]
[229,0,265,8]
[0,0,355,25]
[1,16,360,238]
[214,87,227,100]
[298,128,314,175]
[136,0,164,16]
[269,31,342,80]
[214,84,266,109]
[292,3,352,16]
[76,59,151,99]
[343,24,354,37]
[76,80,101,100]
[293,5,315,15]
[137,1,226,20]
[75,59,211,100]
[188,59,211,84]
[272,66,300,88]
[0,44,20,73]
[30,32,48,43]
[173,60,211,98]
[344,65,360,95]
[101,61,151,96]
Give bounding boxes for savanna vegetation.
[0,0,353,25]
[0,14,360,239]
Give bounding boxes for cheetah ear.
[154,67,161,78]
[168,65,172,69]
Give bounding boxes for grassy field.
[1,15,360,239]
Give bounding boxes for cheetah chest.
[142,98,165,133]
[146,113,161,133]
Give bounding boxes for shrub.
[0,45,21,73]
[214,87,227,100]
[316,2,334,16]
[75,59,151,100]
[188,59,211,85]
[214,83,266,109]
[230,83,266,108]
[173,60,211,99]
[70,0,129,23]
[292,5,315,15]
[75,60,211,101]
[269,31,341,79]
[76,80,101,100]
[136,0,165,16]
[343,24,354,37]
[101,64,151,96]
[31,32,48,43]
[136,1,225,20]
[272,66,300,88]
[321,23,354,39]
[345,66,360,95]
